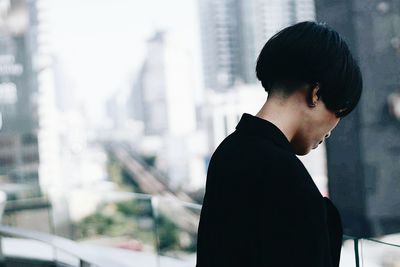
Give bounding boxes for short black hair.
[256,21,362,118]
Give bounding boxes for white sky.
[43,0,200,124]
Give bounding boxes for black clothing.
[196,113,343,267]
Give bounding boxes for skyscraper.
[136,31,197,136]
[0,0,41,197]
[131,31,207,189]
[198,0,315,91]
[316,0,400,237]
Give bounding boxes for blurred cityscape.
[0,0,399,266]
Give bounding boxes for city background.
[0,0,399,266]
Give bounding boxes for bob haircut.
[256,21,362,118]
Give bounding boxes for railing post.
[79,259,91,267]
[354,238,360,267]
[150,196,160,267]
[0,235,4,264]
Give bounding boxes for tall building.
[198,0,315,91]
[316,0,400,237]
[131,31,207,189]
[0,0,41,197]
[136,31,197,137]
[129,67,145,122]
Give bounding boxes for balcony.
[0,192,399,267]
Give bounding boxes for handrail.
[343,234,400,267]
[0,192,201,267]
[1,192,399,267]
[4,197,51,212]
[364,237,400,248]
[0,225,132,267]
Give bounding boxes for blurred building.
[106,88,130,130]
[130,31,207,190]
[135,31,197,136]
[316,0,400,237]
[129,67,145,122]
[202,84,266,151]
[198,0,315,91]
[0,0,41,198]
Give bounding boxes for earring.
[309,102,317,107]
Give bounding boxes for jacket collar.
[235,113,295,154]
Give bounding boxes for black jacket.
[196,113,343,267]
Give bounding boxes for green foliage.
[184,235,198,253]
[117,200,153,217]
[78,213,115,237]
[75,200,197,255]
[141,155,156,167]
[156,214,198,254]
[75,201,152,242]
[121,169,142,192]
[107,160,124,187]
[157,214,179,252]
[96,152,197,256]
[107,157,142,192]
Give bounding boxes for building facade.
[131,31,207,190]
[0,0,41,198]
[316,0,400,237]
[198,0,315,91]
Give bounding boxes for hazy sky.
[44,0,200,124]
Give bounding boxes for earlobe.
[308,83,320,107]
[309,101,317,108]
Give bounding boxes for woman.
[196,21,362,266]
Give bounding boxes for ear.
[307,83,321,107]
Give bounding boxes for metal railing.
[0,192,399,267]
[0,224,133,267]
[343,234,400,267]
[98,192,201,267]
[0,192,201,267]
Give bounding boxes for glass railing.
[0,192,200,267]
[71,192,200,267]
[0,192,400,267]
[51,192,400,267]
[341,234,400,267]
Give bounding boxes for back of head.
[256,21,363,118]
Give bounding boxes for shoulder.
[206,132,297,190]
[214,131,294,163]
[208,131,315,188]
[209,131,304,178]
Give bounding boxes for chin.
[297,151,309,156]
[292,140,314,156]
[295,147,311,156]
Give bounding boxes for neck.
[255,95,304,142]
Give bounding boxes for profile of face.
[291,86,341,156]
